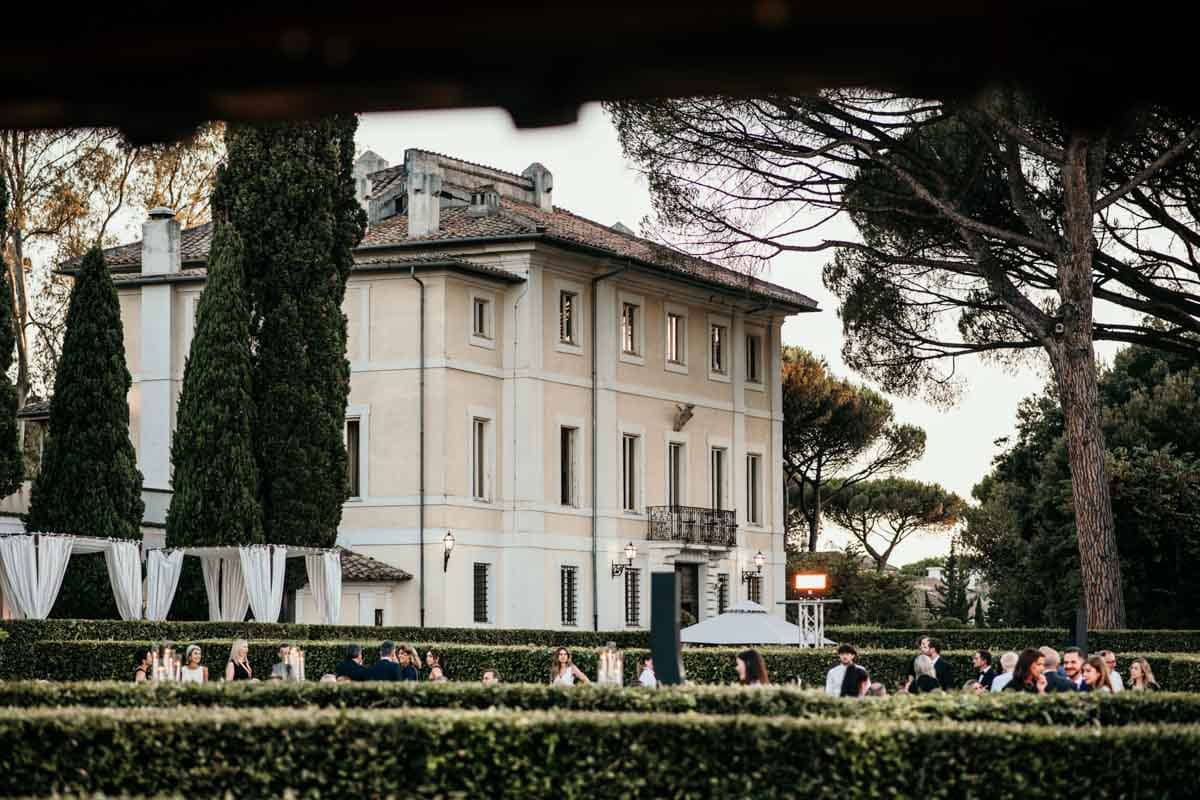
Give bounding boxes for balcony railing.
[646,505,737,548]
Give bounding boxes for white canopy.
[680,600,834,646]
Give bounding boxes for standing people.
[1038,647,1075,693]
[180,645,208,683]
[425,649,444,679]
[1083,655,1115,692]
[397,646,420,681]
[1128,658,1160,691]
[365,641,403,682]
[270,643,293,681]
[481,669,501,686]
[825,645,866,697]
[735,649,770,686]
[908,655,941,694]
[973,650,997,690]
[989,651,1020,692]
[927,639,954,689]
[1062,647,1088,691]
[550,647,590,686]
[335,644,368,682]
[134,649,153,683]
[638,657,657,688]
[1003,649,1047,694]
[225,639,253,682]
[1099,651,1124,692]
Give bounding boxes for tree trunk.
[807,484,821,553]
[1054,134,1125,629]
[7,229,30,406]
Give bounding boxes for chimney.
[141,207,181,274]
[406,153,443,238]
[522,162,554,211]
[467,185,501,217]
[353,150,389,211]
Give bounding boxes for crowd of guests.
[132,633,1161,695]
[822,636,1161,698]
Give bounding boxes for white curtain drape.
[200,555,250,622]
[0,534,74,619]
[240,545,286,623]
[305,550,342,625]
[103,540,143,621]
[0,551,23,619]
[144,549,184,621]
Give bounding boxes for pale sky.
[357,104,1121,565]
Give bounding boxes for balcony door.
[676,562,700,624]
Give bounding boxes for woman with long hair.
[1003,648,1047,693]
[1083,655,1114,692]
[1128,657,1160,691]
[225,639,252,681]
[735,649,769,686]
[133,648,153,683]
[908,655,941,694]
[549,647,590,685]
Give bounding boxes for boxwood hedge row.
[21,639,1200,690]
[4,680,1200,726]
[2,707,1199,798]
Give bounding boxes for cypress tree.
[26,246,143,617]
[0,175,23,497]
[215,116,365,549]
[165,221,262,547]
[930,539,971,623]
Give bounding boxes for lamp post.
[741,550,766,584]
[612,542,637,578]
[442,531,455,573]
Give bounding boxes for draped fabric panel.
[305,551,342,625]
[0,534,74,619]
[0,544,24,620]
[200,555,250,622]
[103,540,144,621]
[240,545,285,623]
[144,549,184,621]
[200,556,222,621]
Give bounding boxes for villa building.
[11,148,818,630]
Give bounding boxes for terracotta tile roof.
[336,547,412,582]
[360,199,818,309]
[69,223,214,270]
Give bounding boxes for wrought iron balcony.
[646,505,737,548]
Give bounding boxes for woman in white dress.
[181,645,208,683]
[549,647,590,686]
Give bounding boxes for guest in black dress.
[225,639,253,681]
[908,655,942,694]
[335,644,369,682]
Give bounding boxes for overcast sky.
[358,104,1125,566]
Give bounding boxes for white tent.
[680,600,834,646]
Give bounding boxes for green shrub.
[3,680,1200,726]
[21,640,1200,691]
[2,707,1200,797]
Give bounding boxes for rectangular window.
[560,291,577,344]
[472,297,491,339]
[621,302,639,355]
[473,563,490,623]
[711,324,727,374]
[472,418,488,501]
[717,573,730,615]
[622,434,639,512]
[667,312,685,364]
[711,447,726,510]
[561,566,579,626]
[746,454,761,525]
[374,608,384,627]
[748,574,762,605]
[560,426,578,506]
[624,568,641,626]
[667,442,684,508]
[745,334,762,383]
[345,419,361,499]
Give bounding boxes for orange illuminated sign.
[794,573,828,592]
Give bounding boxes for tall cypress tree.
[26,246,143,617]
[215,116,365,549]
[0,176,23,498]
[166,221,262,547]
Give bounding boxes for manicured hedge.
[22,640,1200,691]
[824,626,1200,653]
[3,706,1200,797]
[4,680,1200,726]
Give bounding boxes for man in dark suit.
[1063,647,1090,691]
[1039,646,1076,693]
[335,644,369,682]
[973,650,998,690]
[928,638,955,690]
[365,641,403,681]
